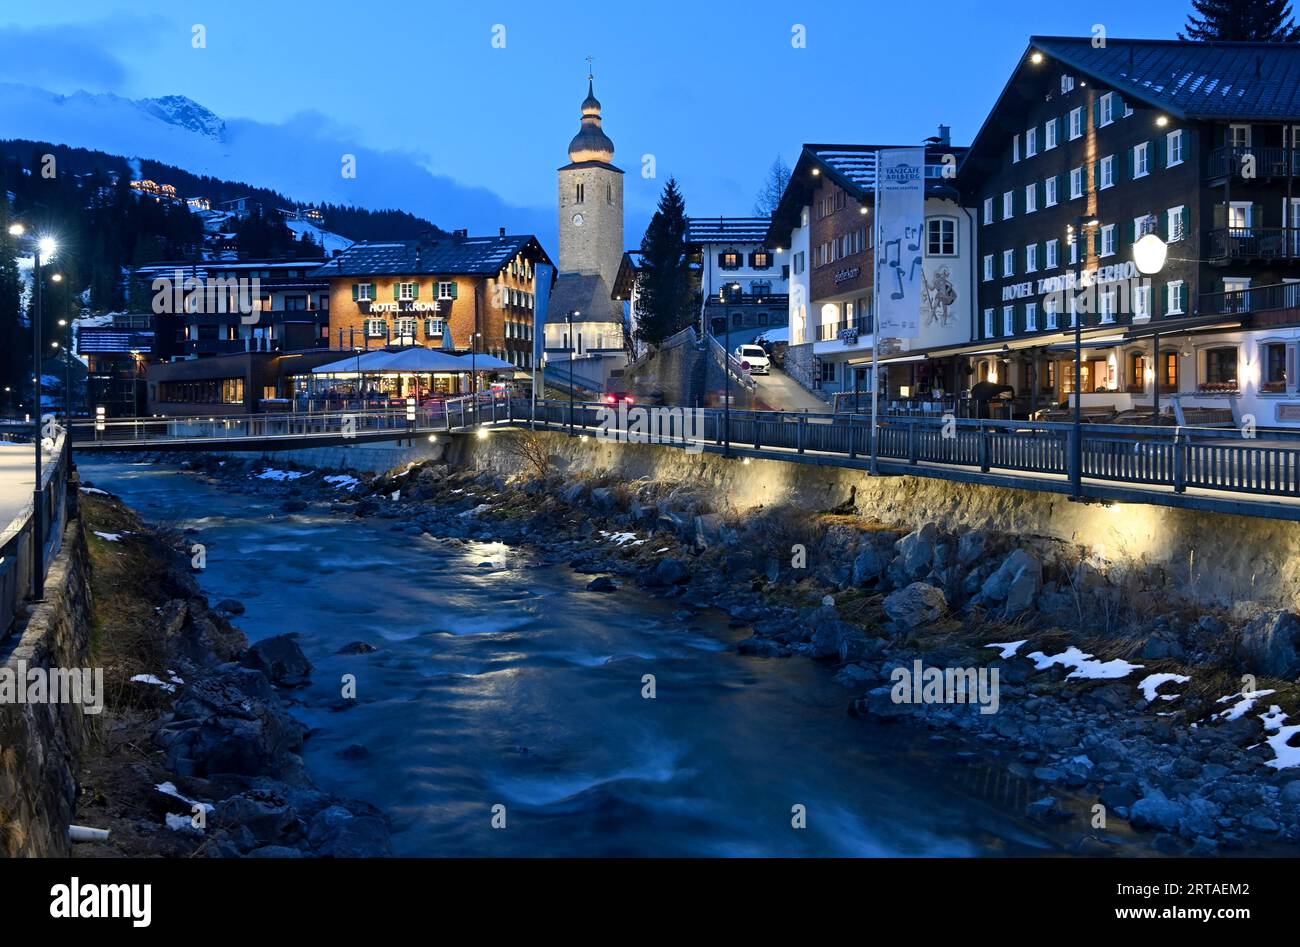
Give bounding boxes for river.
[79,458,1079,857]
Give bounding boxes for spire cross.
[585,55,594,80]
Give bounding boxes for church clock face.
[572,213,585,226]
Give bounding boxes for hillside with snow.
[0,81,554,249]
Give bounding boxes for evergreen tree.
[753,155,792,217]
[1181,0,1300,41]
[633,178,697,346]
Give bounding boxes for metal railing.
[514,401,1300,505]
[1200,279,1300,316]
[65,396,1300,514]
[705,332,758,392]
[1,430,70,636]
[1207,227,1300,262]
[1206,146,1300,181]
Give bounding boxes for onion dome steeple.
[567,71,615,165]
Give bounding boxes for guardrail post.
[908,419,919,465]
[848,418,857,459]
[979,422,990,473]
[797,415,805,454]
[754,417,762,451]
[1173,427,1187,494]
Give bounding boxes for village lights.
[1156,116,1169,127]
[1030,51,1044,64]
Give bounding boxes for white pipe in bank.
[69,825,110,843]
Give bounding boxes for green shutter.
[393,282,401,301]
[1157,134,1167,169]
[351,283,359,301]
[370,283,377,300]
[1125,148,1133,180]
[1182,207,1191,238]
[449,281,459,300]
[1094,98,1102,128]
[412,282,420,300]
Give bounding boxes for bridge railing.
[68,407,451,445]
[513,401,1300,502]
[1,430,70,637]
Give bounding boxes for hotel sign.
[833,266,862,285]
[364,301,443,313]
[1001,261,1140,303]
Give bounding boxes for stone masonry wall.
[462,431,1300,612]
[0,518,94,858]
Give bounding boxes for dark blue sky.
[1,0,1191,244]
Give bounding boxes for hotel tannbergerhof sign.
[1001,260,1142,306]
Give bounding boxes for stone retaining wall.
[462,431,1300,611]
[0,518,93,857]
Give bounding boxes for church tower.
[557,71,624,295]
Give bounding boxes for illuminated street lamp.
[1133,231,1169,423]
[9,223,59,598]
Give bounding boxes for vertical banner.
[875,147,926,340]
[531,262,554,414]
[532,262,554,367]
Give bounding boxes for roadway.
[750,367,831,413]
[0,442,36,546]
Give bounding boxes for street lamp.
[724,283,740,457]
[1133,231,1169,423]
[9,223,58,598]
[566,310,579,435]
[1069,216,1097,500]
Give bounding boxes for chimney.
[499,227,506,237]
[454,228,468,239]
[937,124,951,147]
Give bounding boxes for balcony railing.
[707,292,789,308]
[1207,227,1300,263]
[1200,280,1300,317]
[1207,146,1300,181]
[816,316,873,342]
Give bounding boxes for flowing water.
[79,459,1080,857]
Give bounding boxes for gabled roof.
[311,234,552,279]
[1030,36,1300,121]
[766,143,966,244]
[685,217,772,245]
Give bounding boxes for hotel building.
[959,37,1300,425]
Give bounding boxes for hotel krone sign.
[364,301,444,313]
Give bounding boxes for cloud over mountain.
[0,81,556,250]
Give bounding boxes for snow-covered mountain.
[136,95,225,141]
[0,81,556,249]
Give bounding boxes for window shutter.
[393,283,401,301]
[351,283,359,301]
[1253,202,1264,228]
[717,253,726,268]
[1157,135,1167,169]
[449,281,459,299]
[412,282,420,300]
[1182,207,1191,238]
[1094,98,1102,128]
[1213,204,1227,229]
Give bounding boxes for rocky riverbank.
[131,445,1300,855]
[72,486,391,857]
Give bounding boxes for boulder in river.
[883,582,948,632]
[241,634,314,687]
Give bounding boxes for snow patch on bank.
[1138,673,1191,702]
[1025,645,1143,680]
[256,468,312,481]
